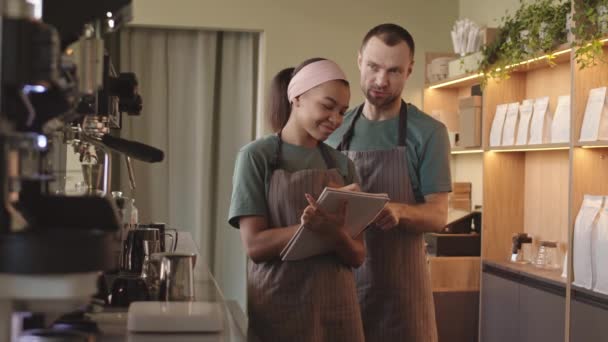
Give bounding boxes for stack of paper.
[280,187,389,261]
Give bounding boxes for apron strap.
[271,131,336,171]
[337,104,364,151]
[318,143,337,169]
[337,101,409,150]
[397,101,408,147]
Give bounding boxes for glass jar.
[535,241,561,270]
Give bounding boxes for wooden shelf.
[427,43,572,90]
[506,43,571,74]
[574,141,608,148]
[487,143,570,152]
[451,147,484,155]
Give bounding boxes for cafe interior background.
[3,0,608,340]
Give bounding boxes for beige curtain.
[118,27,258,309]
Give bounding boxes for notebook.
[280,187,389,261]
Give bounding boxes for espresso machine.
[0,0,164,340]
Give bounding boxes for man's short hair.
[361,23,415,57]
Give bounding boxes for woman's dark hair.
[267,57,330,132]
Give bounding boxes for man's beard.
[364,87,399,110]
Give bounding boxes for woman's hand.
[300,193,347,241]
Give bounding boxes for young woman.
[228,58,365,342]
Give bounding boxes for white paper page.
[580,87,607,142]
[516,100,534,145]
[551,95,571,143]
[529,97,550,144]
[490,104,508,147]
[281,188,389,261]
[501,102,520,146]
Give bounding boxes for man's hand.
[373,202,404,231]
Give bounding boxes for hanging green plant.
[572,0,608,69]
[478,0,571,85]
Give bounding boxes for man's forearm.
[398,193,449,233]
[399,202,447,233]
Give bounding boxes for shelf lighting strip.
[581,145,608,149]
[428,73,483,89]
[451,149,484,155]
[490,146,569,153]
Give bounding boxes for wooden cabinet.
[480,263,566,342]
[480,272,519,342]
[570,287,608,342]
[518,283,565,342]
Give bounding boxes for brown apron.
[247,137,365,342]
[338,101,438,342]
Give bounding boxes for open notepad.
[280,187,389,261]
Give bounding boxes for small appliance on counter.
[510,233,533,263]
[425,209,482,256]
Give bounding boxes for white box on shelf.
[551,95,571,143]
[580,87,608,142]
[529,96,551,144]
[448,51,483,78]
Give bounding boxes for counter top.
[95,274,248,342]
[483,260,566,294]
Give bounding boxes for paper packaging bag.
[458,96,482,147]
[501,102,520,146]
[573,195,604,289]
[580,87,608,142]
[529,96,551,144]
[551,95,571,143]
[489,104,508,147]
[516,100,534,145]
[594,196,608,295]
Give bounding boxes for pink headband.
[287,59,348,102]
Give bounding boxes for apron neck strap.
[397,101,408,147]
[272,131,336,171]
[337,100,408,150]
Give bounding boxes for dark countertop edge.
[482,260,566,297]
[571,285,608,310]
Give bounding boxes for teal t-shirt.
[326,103,452,202]
[228,134,358,228]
